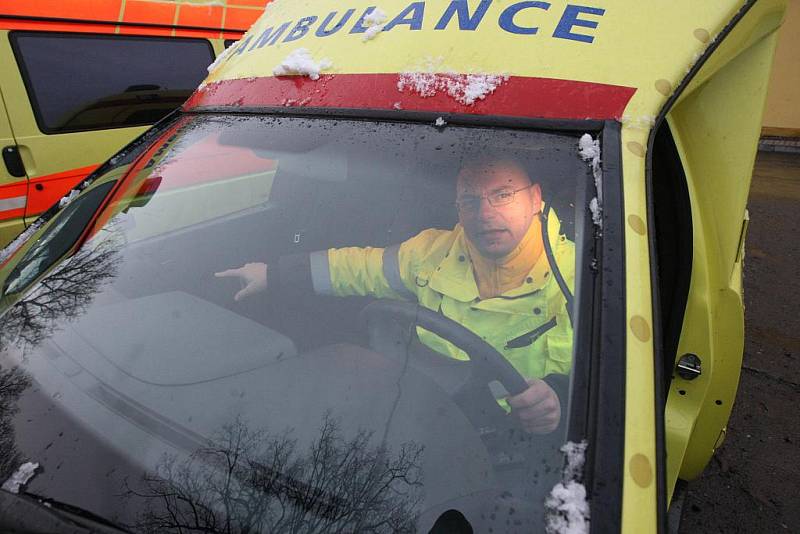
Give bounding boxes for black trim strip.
[504,316,557,349]
[188,106,608,133]
[584,121,626,532]
[645,2,758,532]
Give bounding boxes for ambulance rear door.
[0,83,28,247]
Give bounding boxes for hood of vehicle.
[49,290,296,385]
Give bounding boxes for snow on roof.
[273,48,333,80]
[207,42,236,74]
[362,7,388,42]
[397,70,508,106]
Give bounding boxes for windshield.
[0,114,594,532]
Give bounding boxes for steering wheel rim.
[358,299,529,397]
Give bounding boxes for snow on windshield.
[545,441,590,534]
[1,461,39,494]
[579,134,602,228]
[273,48,333,80]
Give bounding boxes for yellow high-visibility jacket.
[308,211,574,381]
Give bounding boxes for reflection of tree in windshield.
[0,365,31,482]
[0,227,123,352]
[129,413,423,534]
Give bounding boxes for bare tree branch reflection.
[129,414,423,533]
[0,228,122,351]
[0,365,31,481]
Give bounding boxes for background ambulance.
[0,0,269,246]
[0,0,788,533]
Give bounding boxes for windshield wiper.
[0,490,133,534]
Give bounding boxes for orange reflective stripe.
[0,18,119,33]
[0,0,256,33]
[229,0,270,7]
[121,0,177,26]
[0,0,122,21]
[177,4,224,28]
[224,7,262,31]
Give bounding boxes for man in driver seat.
[217,157,574,435]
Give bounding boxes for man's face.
[457,160,542,259]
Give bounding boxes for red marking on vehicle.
[26,164,101,219]
[185,74,636,120]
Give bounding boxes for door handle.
[2,146,26,178]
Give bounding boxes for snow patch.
[273,48,332,80]
[545,441,589,534]
[579,134,602,228]
[59,188,81,208]
[621,114,656,131]
[2,462,39,494]
[207,42,236,73]
[397,60,508,105]
[434,117,446,127]
[362,8,388,41]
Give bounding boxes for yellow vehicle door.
[0,84,27,246]
[0,30,216,229]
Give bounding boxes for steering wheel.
[358,299,529,398]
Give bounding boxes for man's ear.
[531,183,543,213]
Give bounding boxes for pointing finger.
[215,268,242,278]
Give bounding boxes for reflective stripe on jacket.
[312,212,575,380]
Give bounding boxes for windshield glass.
[0,114,593,532]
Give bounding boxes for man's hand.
[214,262,268,301]
[506,378,561,434]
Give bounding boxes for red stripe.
[26,164,101,218]
[185,74,636,120]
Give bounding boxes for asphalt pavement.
[678,151,800,533]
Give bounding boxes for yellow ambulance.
[0,0,786,532]
[0,0,267,246]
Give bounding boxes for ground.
[678,151,800,533]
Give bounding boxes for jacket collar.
[428,204,564,303]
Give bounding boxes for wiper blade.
[0,490,132,534]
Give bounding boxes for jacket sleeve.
[324,229,448,299]
[323,246,409,299]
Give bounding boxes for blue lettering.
[283,16,318,43]
[316,9,356,37]
[248,22,290,50]
[233,35,252,55]
[350,6,379,34]
[435,0,492,31]
[384,2,426,32]
[498,1,550,35]
[553,5,604,43]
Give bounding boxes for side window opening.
[9,32,213,134]
[651,123,693,397]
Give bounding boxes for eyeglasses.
[455,185,533,213]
